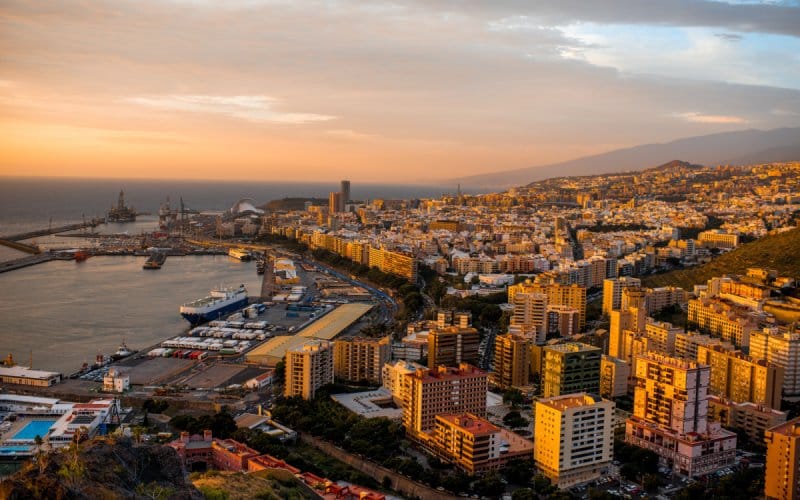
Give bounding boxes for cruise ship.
[179,285,248,325]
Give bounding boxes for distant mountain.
[645,160,703,173]
[455,127,800,190]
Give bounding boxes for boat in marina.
[179,284,248,325]
[228,248,251,261]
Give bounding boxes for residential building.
[698,229,739,249]
[535,393,614,489]
[707,396,787,445]
[608,288,647,360]
[765,417,800,500]
[402,363,488,438]
[625,353,736,477]
[284,340,334,400]
[602,277,641,315]
[696,344,783,409]
[542,343,601,398]
[600,355,630,398]
[490,334,531,389]
[546,305,580,338]
[333,336,391,385]
[509,280,587,330]
[750,328,800,396]
[428,326,480,369]
[687,297,759,348]
[382,359,425,404]
[674,331,735,361]
[430,413,533,474]
[509,291,548,343]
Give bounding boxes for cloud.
[127,95,334,124]
[673,111,748,124]
[325,129,376,140]
[714,32,744,41]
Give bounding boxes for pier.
[0,218,103,242]
[0,253,54,273]
[0,239,40,254]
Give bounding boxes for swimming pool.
[0,445,32,455]
[11,420,56,441]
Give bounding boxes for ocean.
[0,177,455,374]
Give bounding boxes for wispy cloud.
[714,32,744,41]
[673,111,748,124]
[127,95,335,124]
[325,129,375,140]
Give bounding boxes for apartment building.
[687,297,759,348]
[284,340,334,400]
[750,328,800,396]
[428,326,480,369]
[490,334,531,389]
[600,355,630,398]
[602,277,641,315]
[696,344,783,409]
[707,395,787,445]
[625,353,736,477]
[765,417,800,500]
[402,363,488,438]
[333,336,391,385]
[430,413,533,475]
[542,343,601,398]
[534,393,614,489]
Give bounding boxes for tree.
[474,470,505,497]
[502,411,528,430]
[502,388,524,408]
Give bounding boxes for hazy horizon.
[2,1,800,182]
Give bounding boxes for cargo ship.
[179,284,248,325]
[106,190,137,223]
[228,248,251,261]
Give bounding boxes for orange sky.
[1,1,798,184]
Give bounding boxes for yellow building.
[509,281,587,330]
[534,393,614,489]
[625,353,737,477]
[490,334,531,389]
[602,277,641,315]
[402,363,488,438]
[707,395,787,445]
[284,340,333,400]
[765,417,800,500]
[750,328,800,396]
[600,355,630,398]
[696,344,783,410]
[333,336,391,385]
[687,297,759,348]
[430,413,533,475]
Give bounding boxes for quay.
[0,218,103,242]
[0,239,40,254]
[0,253,53,273]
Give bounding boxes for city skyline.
[1,0,799,183]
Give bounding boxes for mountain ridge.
[455,127,800,190]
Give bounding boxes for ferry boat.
[179,284,248,325]
[228,248,251,261]
[110,340,137,361]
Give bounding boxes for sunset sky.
[1,0,799,183]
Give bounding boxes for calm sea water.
[0,177,458,374]
[0,255,262,374]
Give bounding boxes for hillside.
[642,227,800,290]
[455,127,800,190]
[0,438,201,499]
[192,470,314,499]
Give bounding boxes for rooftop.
[538,393,607,411]
[766,416,800,437]
[298,303,374,340]
[0,366,61,380]
[436,413,500,436]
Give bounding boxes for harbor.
[0,247,392,409]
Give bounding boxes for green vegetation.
[643,227,800,290]
[614,440,659,483]
[142,398,169,413]
[439,292,506,330]
[673,467,764,500]
[169,410,237,439]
